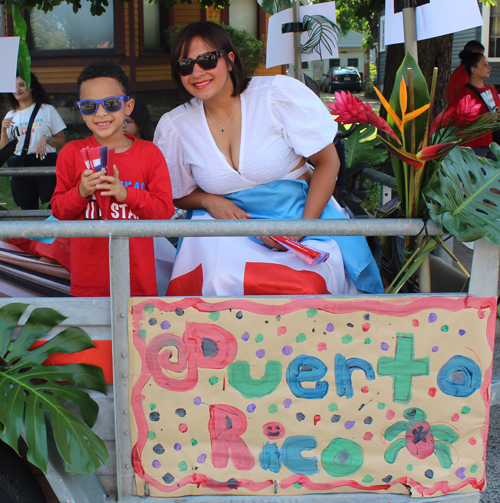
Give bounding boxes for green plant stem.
[408,68,416,155]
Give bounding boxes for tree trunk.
[381,34,454,119]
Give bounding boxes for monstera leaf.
[0,303,108,474]
[342,124,389,169]
[424,145,500,244]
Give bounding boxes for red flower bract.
[328,91,401,145]
[429,95,481,137]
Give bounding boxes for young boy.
[51,61,175,297]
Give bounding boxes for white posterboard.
[266,2,339,69]
[385,0,483,46]
[0,37,20,92]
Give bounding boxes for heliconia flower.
[378,136,425,169]
[416,142,457,162]
[429,95,482,137]
[328,92,401,145]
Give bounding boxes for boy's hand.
[79,169,101,198]
[96,165,127,203]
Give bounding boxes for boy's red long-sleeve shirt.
[51,135,175,297]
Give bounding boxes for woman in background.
[123,102,154,141]
[0,72,66,209]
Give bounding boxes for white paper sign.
[0,37,20,93]
[266,2,339,69]
[385,0,483,46]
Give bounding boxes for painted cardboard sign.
[129,296,494,497]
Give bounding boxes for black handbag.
[1,103,41,168]
[0,139,16,166]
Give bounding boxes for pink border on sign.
[130,296,496,496]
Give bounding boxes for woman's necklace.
[204,100,238,133]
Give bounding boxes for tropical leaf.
[424,145,500,244]
[12,6,31,90]
[300,15,341,57]
[342,124,388,169]
[256,0,293,15]
[0,303,108,474]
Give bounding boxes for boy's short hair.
[77,61,130,96]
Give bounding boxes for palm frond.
[300,15,341,57]
[256,0,293,15]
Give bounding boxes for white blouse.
[154,75,338,199]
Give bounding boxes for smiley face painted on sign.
[263,421,286,440]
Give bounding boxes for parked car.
[322,67,362,93]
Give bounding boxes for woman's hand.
[96,165,128,202]
[1,117,12,131]
[204,195,250,220]
[35,136,49,160]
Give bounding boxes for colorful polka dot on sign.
[138,329,147,340]
[317,342,327,351]
[468,437,477,445]
[175,408,186,417]
[326,323,334,332]
[241,332,250,341]
[247,404,256,413]
[255,333,264,343]
[150,403,156,411]
[149,411,160,422]
[380,342,389,351]
[459,329,466,336]
[268,404,278,414]
[148,318,157,326]
[428,313,437,323]
[344,421,355,430]
[143,303,155,313]
[148,431,156,440]
[363,432,373,441]
[382,475,392,483]
[209,376,219,385]
[296,333,307,343]
[428,388,436,397]
[193,397,201,406]
[178,461,188,472]
[283,398,292,409]
[282,345,293,356]
[160,320,171,330]
[462,406,471,414]
[432,346,439,352]
[455,467,466,480]
[277,326,287,336]
[328,402,338,412]
[471,464,478,473]
[362,475,374,483]
[362,323,370,332]
[178,423,188,433]
[256,349,266,358]
[361,386,369,393]
[197,454,206,464]
[425,469,434,479]
[377,403,385,410]
[191,438,198,446]
[412,319,419,327]
[342,334,353,344]
[175,307,184,316]
[441,325,449,332]
[451,413,460,422]
[174,443,181,451]
[364,338,371,345]
[386,410,395,420]
[407,464,413,471]
[208,312,220,321]
[307,308,318,318]
[296,412,306,422]
[478,310,485,319]
[152,460,161,469]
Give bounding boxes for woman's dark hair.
[5,72,50,110]
[171,21,250,103]
[129,102,154,141]
[463,40,485,53]
[460,51,486,77]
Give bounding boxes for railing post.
[469,238,500,297]
[109,236,133,501]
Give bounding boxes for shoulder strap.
[20,103,42,160]
[465,83,487,104]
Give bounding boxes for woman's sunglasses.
[176,51,225,76]
[77,96,130,116]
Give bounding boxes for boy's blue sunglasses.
[77,96,130,116]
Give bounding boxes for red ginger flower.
[327,91,401,145]
[429,95,481,137]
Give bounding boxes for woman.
[154,21,383,296]
[123,102,154,141]
[451,52,500,161]
[0,72,66,209]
